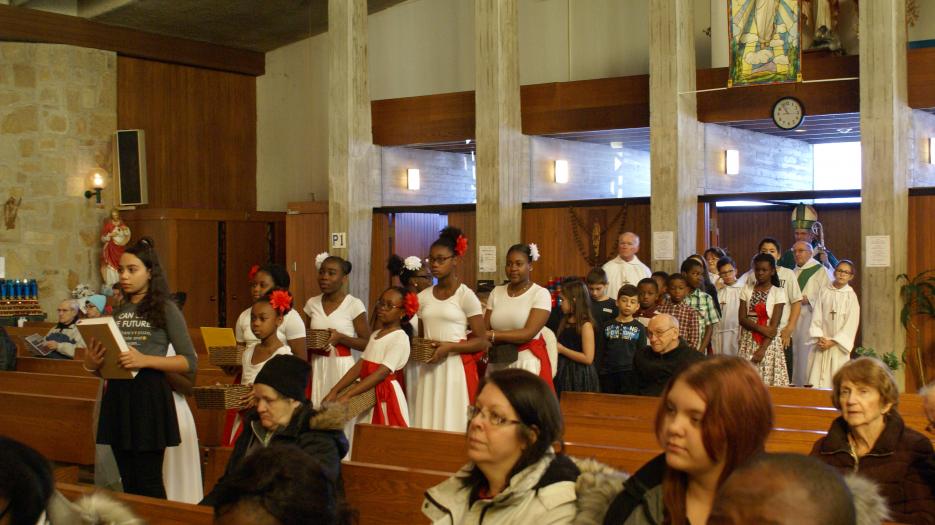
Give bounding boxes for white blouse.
[241,344,293,385]
[417,284,483,342]
[234,307,306,346]
[361,330,410,372]
[486,283,552,332]
[304,294,367,335]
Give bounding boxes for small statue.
[100,208,131,288]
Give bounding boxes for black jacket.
[201,403,349,506]
[633,340,705,396]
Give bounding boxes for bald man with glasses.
[633,314,705,396]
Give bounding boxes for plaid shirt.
[684,288,720,334]
[656,302,701,351]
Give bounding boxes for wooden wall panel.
[224,221,270,326]
[520,76,649,135]
[446,211,477,288]
[907,195,935,390]
[521,203,652,285]
[372,91,475,146]
[118,56,257,211]
[0,4,263,76]
[285,202,329,320]
[908,48,935,109]
[393,213,447,261]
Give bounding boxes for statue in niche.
[100,208,131,288]
[4,196,21,230]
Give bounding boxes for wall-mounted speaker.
[114,130,148,206]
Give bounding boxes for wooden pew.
[343,461,446,525]
[201,446,234,496]
[0,391,96,465]
[15,356,87,376]
[0,371,101,399]
[57,482,213,525]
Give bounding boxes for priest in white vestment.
[791,242,831,385]
[807,261,860,388]
[602,231,651,298]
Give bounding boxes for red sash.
[309,342,353,358]
[222,371,246,446]
[519,336,554,391]
[359,360,407,427]
[752,302,769,345]
[460,351,485,405]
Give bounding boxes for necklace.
[507,281,532,297]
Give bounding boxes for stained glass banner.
[728,0,802,87]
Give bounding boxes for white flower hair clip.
[71,283,93,299]
[528,243,541,262]
[403,255,423,272]
[315,252,330,270]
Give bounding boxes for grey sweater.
[113,301,197,378]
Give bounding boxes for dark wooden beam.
[0,4,264,76]
[520,75,650,135]
[909,47,935,109]
[371,90,475,147]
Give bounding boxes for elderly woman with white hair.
[41,299,85,359]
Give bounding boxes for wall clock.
[772,97,805,130]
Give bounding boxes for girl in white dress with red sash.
[304,254,370,408]
[226,289,296,445]
[234,264,307,360]
[387,254,434,414]
[483,243,554,390]
[326,286,416,449]
[413,227,489,432]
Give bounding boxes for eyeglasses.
[425,255,455,265]
[466,405,522,427]
[375,300,402,310]
[834,269,854,275]
[648,326,675,339]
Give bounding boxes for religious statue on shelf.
[100,208,131,288]
[802,0,841,50]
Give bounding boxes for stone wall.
[0,43,117,316]
[910,109,935,188]
[701,123,814,194]
[528,136,650,201]
[379,146,476,206]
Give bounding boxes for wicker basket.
[208,345,244,367]
[337,382,376,421]
[193,384,252,410]
[307,329,332,355]
[410,337,439,363]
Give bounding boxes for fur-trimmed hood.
[45,490,143,524]
[570,457,629,525]
[845,473,892,525]
[310,401,352,431]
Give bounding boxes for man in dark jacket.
[202,355,349,506]
[633,314,705,396]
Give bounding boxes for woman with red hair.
[600,356,773,525]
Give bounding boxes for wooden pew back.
[0,371,101,399]
[0,391,96,465]
[343,461,446,525]
[57,482,213,525]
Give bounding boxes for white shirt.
[486,283,552,335]
[602,255,651,298]
[418,284,483,342]
[234,307,306,346]
[361,329,410,372]
[739,284,788,325]
[241,343,292,385]
[304,294,367,335]
[741,266,801,329]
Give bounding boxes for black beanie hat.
[254,355,310,402]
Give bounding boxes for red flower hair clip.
[248,264,260,281]
[404,291,419,318]
[455,234,468,257]
[269,289,293,315]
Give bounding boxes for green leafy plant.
[897,269,935,385]
[854,346,901,373]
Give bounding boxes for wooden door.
[225,221,270,327]
[175,220,220,328]
[285,202,329,321]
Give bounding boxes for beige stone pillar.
[474,0,523,284]
[649,0,700,273]
[328,0,374,300]
[859,0,909,387]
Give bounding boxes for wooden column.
[474,0,523,284]
[328,0,374,300]
[649,0,700,272]
[859,0,910,387]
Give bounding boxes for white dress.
[741,266,802,330]
[791,259,832,385]
[602,255,651,299]
[234,307,306,348]
[714,280,745,357]
[404,314,420,416]
[485,283,552,376]
[162,345,203,504]
[349,330,411,450]
[412,284,483,432]
[807,283,860,388]
[241,343,293,386]
[304,294,366,408]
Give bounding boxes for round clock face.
[772,97,805,130]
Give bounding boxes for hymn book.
[76,317,137,380]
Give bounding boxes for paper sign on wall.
[865,235,891,268]
[652,231,675,261]
[478,245,497,273]
[330,232,346,249]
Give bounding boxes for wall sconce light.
[554,159,569,184]
[407,168,420,190]
[929,138,934,164]
[84,169,106,204]
[724,149,740,176]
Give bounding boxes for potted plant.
[897,269,935,386]
[854,346,901,374]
